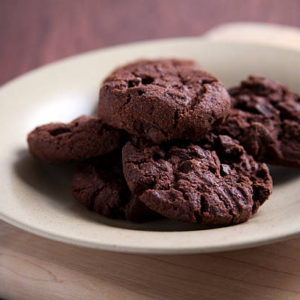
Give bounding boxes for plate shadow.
[13,149,202,232]
[268,165,300,185]
[14,150,300,232]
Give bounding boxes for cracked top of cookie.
[72,152,159,222]
[27,115,121,163]
[99,59,231,143]
[219,76,300,167]
[122,134,272,226]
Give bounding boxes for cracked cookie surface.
[72,153,159,222]
[27,115,121,163]
[99,59,230,143]
[219,76,300,167]
[122,135,272,226]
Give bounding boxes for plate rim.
[3,35,300,90]
[1,212,300,254]
[1,36,300,254]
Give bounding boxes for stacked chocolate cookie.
[219,75,300,167]
[28,59,299,226]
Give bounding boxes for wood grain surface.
[0,218,300,300]
[1,0,300,85]
[1,1,300,299]
[1,220,300,300]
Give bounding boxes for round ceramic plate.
[1,38,300,254]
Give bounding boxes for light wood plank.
[1,221,300,300]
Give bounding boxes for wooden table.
[1,1,300,299]
[1,220,300,300]
[2,0,300,84]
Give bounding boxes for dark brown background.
[1,0,300,85]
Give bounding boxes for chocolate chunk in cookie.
[72,153,159,222]
[122,135,272,226]
[219,76,300,167]
[27,115,121,163]
[99,59,230,143]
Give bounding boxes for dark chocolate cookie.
[122,135,272,226]
[219,76,300,167]
[99,59,230,143]
[27,115,121,163]
[72,153,159,222]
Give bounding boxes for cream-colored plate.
[1,38,300,254]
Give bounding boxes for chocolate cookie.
[99,59,230,143]
[72,153,159,222]
[27,115,121,163]
[122,135,272,226]
[219,76,300,167]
